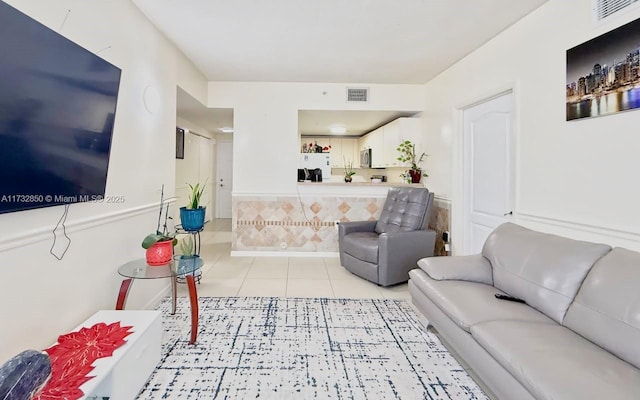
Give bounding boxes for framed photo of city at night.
[566,17,640,121]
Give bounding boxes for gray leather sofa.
[409,222,640,400]
[339,187,436,286]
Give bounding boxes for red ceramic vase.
[409,169,422,183]
[146,240,173,266]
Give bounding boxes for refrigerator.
[300,153,331,181]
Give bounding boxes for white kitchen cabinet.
[358,133,369,152]
[331,138,359,168]
[369,127,384,168]
[384,118,422,168]
[329,138,342,167]
[382,120,400,168]
[341,139,358,167]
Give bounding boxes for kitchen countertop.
[296,181,425,196]
[298,181,424,187]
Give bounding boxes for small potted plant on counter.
[179,181,207,231]
[344,158,356,183]
[142,185,177,265]
[397,140,428,183]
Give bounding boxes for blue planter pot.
[180,206,205,231]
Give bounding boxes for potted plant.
[142,185,177,265]
[179,181,206,231]
[343,157,356,183]
[178,235,198,259]
[397,140,428,183]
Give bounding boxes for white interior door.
[198,135,212,222]
[463,92,514,254]
[216,141,233,218]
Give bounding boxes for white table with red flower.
[35,310,161,400]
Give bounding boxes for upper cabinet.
[302,117,421,170]
[359,117,422,168]
[302,137,358,168]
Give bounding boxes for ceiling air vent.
[593,0,639,20]
[346,87,369,103]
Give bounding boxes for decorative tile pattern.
[138,297,488,400]
[233,195,450,255]
[429,198,451,256]
[233,196,387,252]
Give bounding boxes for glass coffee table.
[116,256,203,344]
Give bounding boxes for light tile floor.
[176,218,411,301]
[175,219,495,399]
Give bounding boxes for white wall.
[175,117,215,221]
[0,0,207,361]
[421,0,640,252]
[207,82,424,194]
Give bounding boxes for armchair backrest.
[375,187,434,234]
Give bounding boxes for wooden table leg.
[115,279,133,310]
[171,277,177,315]
[186,274,199,344]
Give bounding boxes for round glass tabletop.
[118,256,203,279]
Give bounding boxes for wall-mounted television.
[0,2,122,214]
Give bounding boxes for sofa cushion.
[342,231,379,264]
[375,188,430,234]
[409,269,554,333]
[563,247,640,370]
[482,223,611,323]
[417,254,493,285]
[471,320,640,400]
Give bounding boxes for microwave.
[360,148,372,168]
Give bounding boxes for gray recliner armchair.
[338,187,436,286]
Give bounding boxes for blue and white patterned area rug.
[138,297,488,400]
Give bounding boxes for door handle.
[504,211,513,216]
[220,184,224,187]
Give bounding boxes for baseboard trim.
[517,212,640,243]
[231,250,339,258]
[0,201,172,253]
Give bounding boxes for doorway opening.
[175,86,233,224]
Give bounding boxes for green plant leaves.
[187,181,207,209]
[397,140,427,174]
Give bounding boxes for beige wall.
[207,82,425,195]
[0,0,208,362]
[419,0,640,252]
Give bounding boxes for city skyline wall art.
[567,17,640,121]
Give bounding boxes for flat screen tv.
[0,2,121,214]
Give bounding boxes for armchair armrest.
[339,220,377,236]
[416,254,493,285]
[377,229,437,286]
[338,220,378,267]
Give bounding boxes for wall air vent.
[593,0,639,21]
[346,87,369,103]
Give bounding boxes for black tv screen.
[0,2,121,214]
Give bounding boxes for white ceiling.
[176,87,232,133]
[168,0,548,135]
[133,0,547,84]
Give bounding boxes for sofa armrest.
[377,229,437,286]
[417,254,493,285]
[339,220,377,236]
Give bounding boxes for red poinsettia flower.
[34,322,133,400]
[47,322,133,361]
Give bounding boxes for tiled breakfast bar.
[232,182,449,255]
